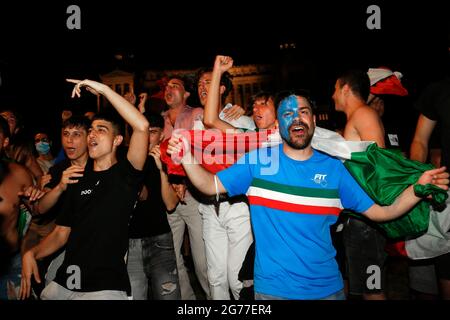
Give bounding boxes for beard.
[284,134,313,150]
[283,121,314,150]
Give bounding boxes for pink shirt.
[162,105,204,139]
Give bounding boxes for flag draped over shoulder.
[160,127,448,242]
[160,129,280,175]
[311,127,448,240]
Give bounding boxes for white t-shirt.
[193,103,256,131]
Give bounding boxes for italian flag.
[160,127,450,259]
[247,177,344,217]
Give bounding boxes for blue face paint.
[277,95,300,140]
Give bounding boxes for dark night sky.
[0,1,449,140]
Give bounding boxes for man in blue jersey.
[167,91,449,300]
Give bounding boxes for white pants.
[167,193,210,300]
[41,281,128,300]
[45,250,65,285]
[199,201,253,300]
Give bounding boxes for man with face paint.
[277,93,315,150]
[167,91,449,300]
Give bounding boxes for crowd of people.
[0,55,449,300]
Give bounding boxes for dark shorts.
[343,216,387,295]
[435,252,450,280]
[0,252,22,300]
[409,258,438,294]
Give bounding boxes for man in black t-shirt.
[411,77,450,169]
[37,116,92,221]
[20,79,149,300]
[22,115,91,297]
[127,113,180,300]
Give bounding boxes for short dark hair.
[250,91,276,109]
[144,112,164,129]
[62,115,91,132]
[274,89,317,113]
[92,109,125,136]
[169,74,194,94]
[195,67,233,102]
[337,69,370,102]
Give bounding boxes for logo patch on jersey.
[80,189,92,196]
[312,174,328,187]
[388,134,399,147]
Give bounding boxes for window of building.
[115,84,122,95]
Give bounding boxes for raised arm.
[137,93,148,114]
[67,79,149,170]
[150,145,179,212]
[203,55,239,132]
[363,166,449,222]
[410,114,437,162]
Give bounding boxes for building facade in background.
[100,65,274,110]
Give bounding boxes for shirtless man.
[333,70,392,300]
[0,109,44,182]
[0,116,43,300]
[333,70,385,147]
[332,69,387,300]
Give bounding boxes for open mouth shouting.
[289,122,308,136]
[88,139,98,148]
[65,147,77,156]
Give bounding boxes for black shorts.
[343,216,387,295]
[435,251,450,280]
